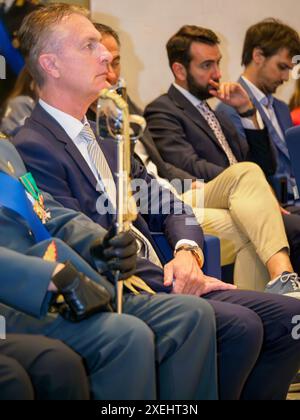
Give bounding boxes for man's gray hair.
[18,3,90,87]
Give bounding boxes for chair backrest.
[286,126,300,197]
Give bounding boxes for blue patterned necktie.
[81,124,117,208]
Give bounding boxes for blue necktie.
[260,95,285,143]
[0,171,51,242]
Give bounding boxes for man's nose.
[282,69,290,82]
[98,43,113,65]
[212,65,222,81]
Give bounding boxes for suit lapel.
[65,141,99,189]
[273,99,292,135]
[31,104,99,190]
[168,85,242,161]
[168,85,227,152]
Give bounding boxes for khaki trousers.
[182,162,289,291]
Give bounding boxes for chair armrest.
[203,235,221,279]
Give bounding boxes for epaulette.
[0,132,7,140]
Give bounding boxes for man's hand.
[200,275,237,295]
[208,80,253,114]
[164,250,236,296]
[91,230,138,280]
[280,207,291,215]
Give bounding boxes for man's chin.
[197,93,214,101]
[89,89,103,103]
[205,92,215,100]
[262,84,280,95]
[95,74,110,86]
[273,83,283,94]
[265,86,277,95]
[189,90,213,101]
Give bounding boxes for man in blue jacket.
[217,19,300,200]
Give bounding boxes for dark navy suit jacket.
[12,104,203,273]
[145,85,277,183]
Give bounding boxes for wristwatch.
[174,245,205,269]
[238,107,256,118]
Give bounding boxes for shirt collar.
[241,76,274,108]
[39,99,89,141]
[173,82,205,108]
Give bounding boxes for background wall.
[90,0,300,109]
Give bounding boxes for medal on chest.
[19,172,51,224]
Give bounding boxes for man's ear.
[252,47,265,65]
[172,62,187,82]
[38,53,60,79]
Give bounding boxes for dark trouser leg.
[204,299,263,400]
[205,290,300,400]
[123,293,218,400]
[45,312,157,400]
[0,354,34,400]
[0,334,90,400]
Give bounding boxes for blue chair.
[286,126,300,198]
[152,233,221,279]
